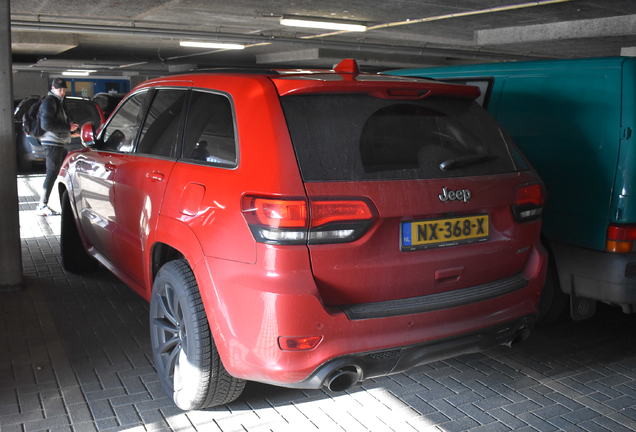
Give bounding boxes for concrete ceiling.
[9,0,636,76]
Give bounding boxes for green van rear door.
[491,65,622,251]
[611,59,636,224]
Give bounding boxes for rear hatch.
[274,76,541,306]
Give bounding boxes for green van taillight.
[606,225,636,253]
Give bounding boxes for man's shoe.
[36,205,58,216]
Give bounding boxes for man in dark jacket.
[36,78,78,216]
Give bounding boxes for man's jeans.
[39,145,68,207]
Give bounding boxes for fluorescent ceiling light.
[62,70,91,76]
[66,69,97,73]
[280,17,367,32]
[180,41,245,50]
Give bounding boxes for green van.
[387,57,636,320]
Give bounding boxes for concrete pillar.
[0,0,23,291]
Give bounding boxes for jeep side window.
[182,91,237,168]
[136,89,187,158]
[100,91,147,153]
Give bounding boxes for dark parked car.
[60,59,547,410]
[13,96,45,171]
[14,96,105,171]
[92,92,124,119]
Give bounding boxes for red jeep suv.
[58,59,547,410]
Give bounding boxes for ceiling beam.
[11,20,547,62]
[12,32,77,55]
[12,62,164,76]
[476,14,636,45]
[256,48,467,68]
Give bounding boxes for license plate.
[401,214,489,251]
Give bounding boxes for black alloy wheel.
[150,280,187,390]
[149,260,245,410]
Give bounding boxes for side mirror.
[80,122,96,147]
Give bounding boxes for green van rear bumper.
[552,241,636,310]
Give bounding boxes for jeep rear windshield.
[280,93,521,181]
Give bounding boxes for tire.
[537,259,568,325]
[150,259,245,410]
[60,190,98,273]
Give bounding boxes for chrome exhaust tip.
[324,366,361,392]
[502,325,532,348]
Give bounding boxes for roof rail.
[188,67,280,75]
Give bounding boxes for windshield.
[281,94,520,181]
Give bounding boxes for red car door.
[71,150,119,259]
[112,88,187,291]
[72,91,148,261]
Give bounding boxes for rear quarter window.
[181,90,237,168]
[281,94,518,181]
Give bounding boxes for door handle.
[147,171,165,182]
[104,163,116,171]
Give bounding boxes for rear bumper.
[271,315,535,389]
[197,243,546,386]
[552,241,636,305]
[342,274,527,320]
[18,135,46,163]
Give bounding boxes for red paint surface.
[59,69,547,385]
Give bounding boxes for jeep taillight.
[242,197,308,244]
[512,184,544,222]
[241,196,376,245]
[606,224,636,253]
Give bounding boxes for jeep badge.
[439,187,471,203]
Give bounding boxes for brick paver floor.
[3,174,636,432]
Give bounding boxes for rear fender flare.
[150,215,230,363]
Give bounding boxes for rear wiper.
[439,154,497,171]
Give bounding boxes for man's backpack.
[22,98,45,138]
